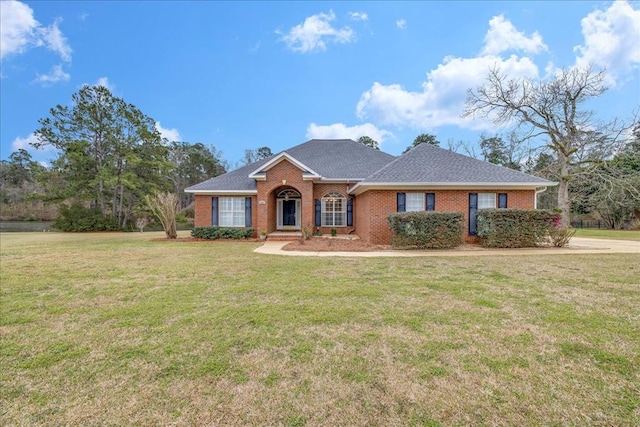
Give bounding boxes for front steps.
[266,231,303,241]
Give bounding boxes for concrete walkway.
[254,237,640,257]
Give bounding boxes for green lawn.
[574,228,640,241]
[1,232,639,426]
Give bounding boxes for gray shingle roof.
[185,139,394,192]
[185,157,272,192]
[359,142,553,185]
[185,139,554,193]
[283,139,395,178]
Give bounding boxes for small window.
[219,197,245,227]
[321,192,346,227]
[478,193,496,210]
[405,193,424,212]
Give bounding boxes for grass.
[1,231,639,425]
[573,228,640,241]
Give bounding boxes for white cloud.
[38,18,72,62]
[396,19,407,30]
[349,11,368,21]
[0,0,38,59]
[574,0,640,86]
[278,10,354,53]
[155,121,181,142]
[356,54,539,131]
[94,76,112,90]
[480,15,547,55]
[0,1,72,63]
[356,15,547,132]
[11,132,40,151]
[34,64,70,84]
[306,122,393,144]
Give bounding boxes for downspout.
[534,187,547,209]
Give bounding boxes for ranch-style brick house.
[186,139,555,244]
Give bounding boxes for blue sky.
[1,1,639,167]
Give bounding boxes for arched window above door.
[276,189,301,200]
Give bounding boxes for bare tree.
[463,65,620,225]
[145,192,178,239]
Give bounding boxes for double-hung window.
[406,193,424,212]
[397,192,435,212]
[322,192,346,227]
[219,197,245,227]
[477,193,497,210]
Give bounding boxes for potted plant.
[259,230,267,240]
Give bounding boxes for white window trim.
[321,192,347,227]
[219,197,245,227]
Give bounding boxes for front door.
[282,200,296,226]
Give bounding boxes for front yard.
[1,232,638,425]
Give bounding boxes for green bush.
[53,203,120,232]
[388,211,463,249]
[477,209,557,248]
[191,226,254,240]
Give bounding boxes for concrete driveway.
[254,237,640,257]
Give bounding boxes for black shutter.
[397,192,406,212]
[469,193,478,235]
[212,197,219,227]
[498,193,508,209]
[346,198,353,226]
[245,197,252,227]
[426,193,435,211]
[315,199,321,227]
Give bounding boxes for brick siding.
[195,171,536,244]
[354,189,536,244]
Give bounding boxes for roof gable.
[248,152,321,180]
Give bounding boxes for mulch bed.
[282,237,389,252]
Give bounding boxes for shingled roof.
[349,142,553,194]
[282,139,395,179]
[185,139,394,193]
[185,139,555,194]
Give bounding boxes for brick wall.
[195,175,536,245]
[256,159,313,233]
[355,189,536,244]
[194,195,212,227]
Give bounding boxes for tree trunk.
[122,193,133,229]
[118,184,125,227]
[558,155,571,226]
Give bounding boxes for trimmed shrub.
[53,203,120,232]
[191,226,254,240]
[388,211,463,249]
[477,209,556,248]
